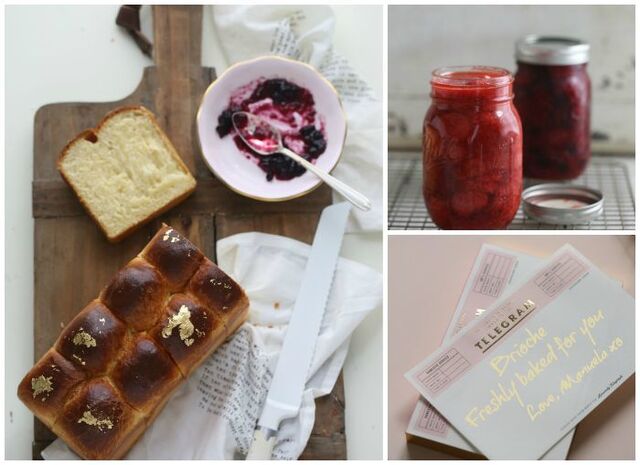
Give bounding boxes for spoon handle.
[280,148,371,212]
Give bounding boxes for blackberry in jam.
[251,79,311,107]
[300,125,327,157]
[259,154,307,181]
[216,78,327,181]
[216,109,237,138]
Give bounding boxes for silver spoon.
[232,112,371,211]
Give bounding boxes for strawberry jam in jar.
[423,66,522,229]
[514,36,591,180]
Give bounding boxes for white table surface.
[5,5,383,460]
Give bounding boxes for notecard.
[406,244,635,459]
[407,244,574,459]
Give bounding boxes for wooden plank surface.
[31,5,341,459]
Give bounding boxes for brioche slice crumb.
[58,106,196,242]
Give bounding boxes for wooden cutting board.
[31,5,345,459]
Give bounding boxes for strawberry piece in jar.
[423,66,523,229]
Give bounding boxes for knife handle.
[246,427,276,460]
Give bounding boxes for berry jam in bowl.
[197,56,346,201]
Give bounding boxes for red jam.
[422,66,523,229]
[514,63,591,179]
[216,78,327,181]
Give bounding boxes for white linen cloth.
[43,232,382,459]
[210,5,383,232]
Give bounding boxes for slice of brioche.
[57,106,196,242]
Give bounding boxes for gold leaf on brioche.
[18,224,249,459]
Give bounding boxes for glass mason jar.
[423,66,523,230]
[514,36,591,180]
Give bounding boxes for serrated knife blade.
[246,202,351,460]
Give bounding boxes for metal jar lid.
[522,184,603,225]
[516,35,590,65]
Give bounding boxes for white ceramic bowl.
[197,56,347,202]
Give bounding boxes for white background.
[4,5,383,459]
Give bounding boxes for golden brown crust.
[101,258,169,331]
[55,300,127,374]
[141,225,204,291]
[110,334,183,412]
[223,302,250,340]
[19,224,248,459]
[56,106,197,243]
[149,293,225,376]
[54,377,145,460]
[188,258,250,323]
[17,349,85,428]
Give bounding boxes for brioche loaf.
[18,225,249,459]
[57,106,197,242]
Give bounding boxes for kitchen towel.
[210,5,383,232]
[43,232,382,459]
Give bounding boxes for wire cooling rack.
[388,153,635,230]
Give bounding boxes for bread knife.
[246,202,351,460]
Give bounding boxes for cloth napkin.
[42,232,382,459]
[210,5,383,232]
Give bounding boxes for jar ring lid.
[516,35,590,65]
[522,184,603,225]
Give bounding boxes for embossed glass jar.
[423,66,523,230]
[514,36,591,180]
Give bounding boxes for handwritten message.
[464,309,624,427]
